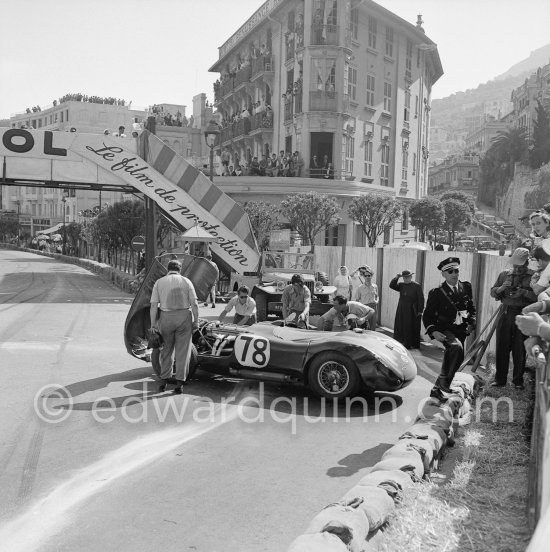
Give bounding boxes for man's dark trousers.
[434,329,466,391]
[495,307,526,386]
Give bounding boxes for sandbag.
[370,457,422,481]
[401,423,447,454]
[357,469,415,490]
[380,447,425,479]
[305,504,369,552]
[459,398,472,419]
[416,401,455,424]
[384,439,433,473]
[288,532,349,552]
[341,485,396,531]
[451,372,476,394]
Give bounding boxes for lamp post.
[204,120,220,182]
[61,196,67,255]
[14,200,21,246]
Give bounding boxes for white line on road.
[0,400,241,552]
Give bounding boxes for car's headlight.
[276,280,286,291]
[314,281,324,292]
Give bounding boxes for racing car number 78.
[234,335,270,368]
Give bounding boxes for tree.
[280,191,340,251]
[442,199,472,247]
[64,222,82,255]
[524,162,550,209]
[529,100,550,169]
[96,200,145,249]
[439,191,476,215]
[0,212,20,241]
[478,127,528,206]
[244,200,280,251]
[409,198,446,242]
[348,194,402,247]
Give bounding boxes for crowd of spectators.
[218,101,273,130]
[219,150,305,177]
[148,105,194,127]
[54,94,127,106]
[26,106,42,113]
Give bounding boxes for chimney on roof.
[416,14,425,33]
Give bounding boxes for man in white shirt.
[218,286,257,326]
[150,259,199,393]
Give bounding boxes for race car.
[125,253,416,398]
[156,320,417,398]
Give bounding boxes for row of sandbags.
[288,372,478,552]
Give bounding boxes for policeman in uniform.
[423,257,477,401]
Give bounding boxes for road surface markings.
[0,394,244,552]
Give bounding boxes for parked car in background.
[456,239,475,252]
[477,240,498,251]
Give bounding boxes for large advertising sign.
[0,128,260,272]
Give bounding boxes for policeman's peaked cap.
[437,257,460,271]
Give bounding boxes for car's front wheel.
[308,352,360,398]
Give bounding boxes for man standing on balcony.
[310,155,321,178]
[220,148,231,176]
[293,151,304,177]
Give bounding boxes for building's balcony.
[251,55,273,78]
[234,66,252,89]
[232,118,251,139]
[295,94,303,115]
[309,90,338,111]
[220,79,234,98]
[310,24,339,46]
[249,112,274,133]
[284,101,293,122]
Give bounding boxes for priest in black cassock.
[389,270,424,349]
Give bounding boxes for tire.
[151,344,198,379]
[316,271,329,285]
[308,351,360,398]
[254,292,267,321]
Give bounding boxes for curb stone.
[287,371,480,552]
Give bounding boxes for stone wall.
[499,163,539,229]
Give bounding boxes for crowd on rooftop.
[148,105,194,128]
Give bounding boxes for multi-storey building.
[427,153,480,197]
[210,0,442,204]
[511,62,550,140]
[464,114,510,154]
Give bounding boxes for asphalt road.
[0,249,440,552]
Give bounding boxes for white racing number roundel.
[234,335,270,368]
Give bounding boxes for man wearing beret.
[423,257,477,401]
[490,247,536,389]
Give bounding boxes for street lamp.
[204,120,220,182]
[14,200,21,246]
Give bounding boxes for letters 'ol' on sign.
[131,235,146,252]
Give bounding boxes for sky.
[1,0,549,119]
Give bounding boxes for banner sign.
[0,128,260,272]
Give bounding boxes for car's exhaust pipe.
[229,368,297,383]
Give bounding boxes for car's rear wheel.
[308,352,360,398]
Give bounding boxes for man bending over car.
[318,295,375,332]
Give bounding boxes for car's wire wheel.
[317,360,350,393]
[309,352,360,398]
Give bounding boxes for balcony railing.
[219,126,233,144]
[284,101,293,122]
[309,90,338,111]
[311,24,339,46]
[251,55,273,77]
[234,66,252,88]
[232,117,251,138]
[295,94,303,114]
[250,112,274,131]
[220,78,234,98]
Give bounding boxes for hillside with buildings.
[430,43,550,161]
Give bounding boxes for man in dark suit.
[423,257,477,401]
